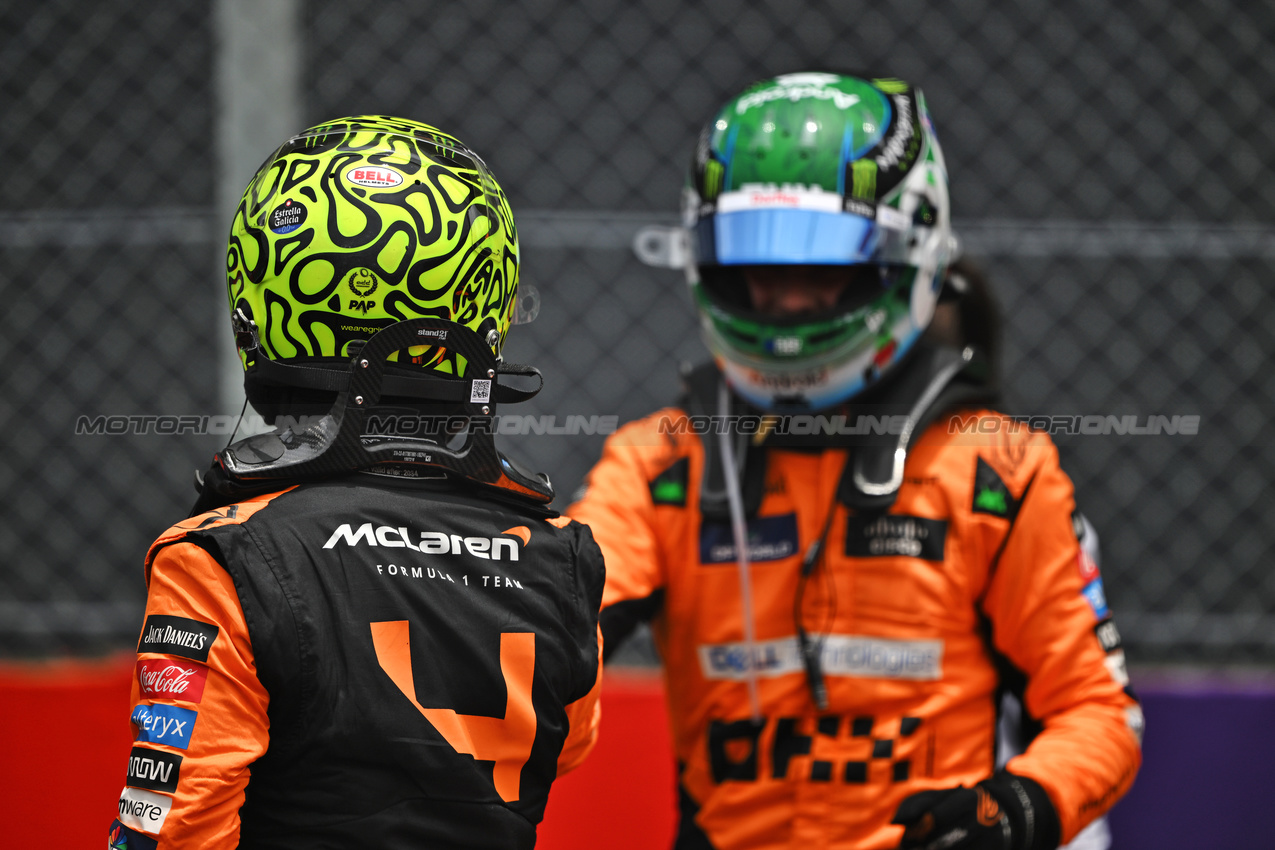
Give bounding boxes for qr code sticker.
[470,379,492,403]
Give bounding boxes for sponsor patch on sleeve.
[1076,546,1100,584]
[117,787,173,835]
[136,658,209,704]
[131,703,198,750]
[126,746,182,794]
[1081,578,1109,619]
[109,819,159,850]
[137,614,219,663]
[1094,616,1122,653]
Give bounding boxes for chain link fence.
[2,0,1272,661]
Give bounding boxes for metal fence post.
[213,0,303,421]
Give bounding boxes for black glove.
[891,771,1061,850]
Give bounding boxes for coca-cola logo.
[136,658,209,704]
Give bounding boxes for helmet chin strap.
[215,317,553,504]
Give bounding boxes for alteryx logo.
[1082,578,1110,619]
[323,523,530,561]
[131,703,197,750]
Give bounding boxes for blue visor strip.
[712,209,880,265]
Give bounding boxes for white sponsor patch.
[1125,704,1145,745]
[875,204,910,231]
[717,184,843,214]
[1104,649,1130,687]
[118,786,172,834]
[698,634,943,681]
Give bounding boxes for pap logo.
[347,268,379,314]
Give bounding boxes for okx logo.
[131,703,198,750]
[126,746,182,794]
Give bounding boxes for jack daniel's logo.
[137,615,219,663]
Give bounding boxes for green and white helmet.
[227,115,530,402]
[685,72,957,410]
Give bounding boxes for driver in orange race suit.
[568,73,1141,850]
[108,117,604,850]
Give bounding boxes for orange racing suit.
[111,475,604,849]
[569,398,1141,849]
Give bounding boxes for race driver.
[568,73,1142,849]
[109,116,605,849]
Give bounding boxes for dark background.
[2,0,1272,665]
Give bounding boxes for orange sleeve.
[556,624,604,776]
[980,441,1142,843]
[567,418,677,609]
[116,541,270,848]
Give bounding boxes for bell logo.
[345,164,405,188]
[324,523,526,560]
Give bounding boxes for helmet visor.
[697,207,915,267]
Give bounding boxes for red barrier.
[7,656,1275,849]
[0,654,135,844]
[0,656,675,848]
[538,669,677,849]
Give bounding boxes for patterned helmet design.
[227,115,519,378]
[684,73,957,410]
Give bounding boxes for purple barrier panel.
[1108,671,1275,850]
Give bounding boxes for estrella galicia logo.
[845,514,947,561]
[137,615,219,663]
[268,198,307,233]
[126,746,182,794]
[131,703,198,750]
[700,513,798,564]
[109,819,159,850]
